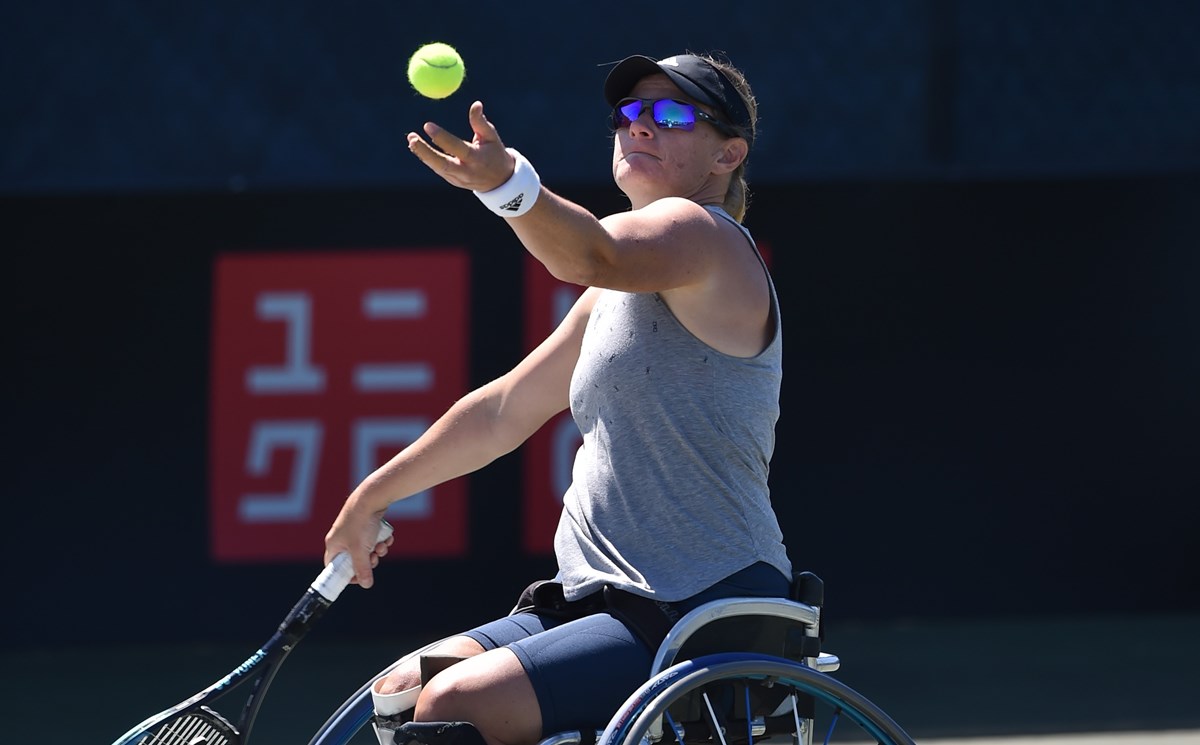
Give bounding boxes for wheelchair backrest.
[650,597,823,678]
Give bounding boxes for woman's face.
[611,74,734,207]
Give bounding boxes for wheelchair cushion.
[675,615,816,663]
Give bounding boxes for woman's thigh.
[417,612,649,741]
[416,646,542,745]
[472,612,653,736]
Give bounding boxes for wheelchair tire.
[308,638,451,745]
[598,652,915,745]
[308,680,375,744]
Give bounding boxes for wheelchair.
[307,573,915,745]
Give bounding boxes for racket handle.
[311,519,394,602]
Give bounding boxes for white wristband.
[474,148,540,217]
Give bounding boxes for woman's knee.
[415,649,541,744]
[377,636,487,696]
[415,661,485,721]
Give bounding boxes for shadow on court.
[4,613,1197,745]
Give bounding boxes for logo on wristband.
[474,148,540,218]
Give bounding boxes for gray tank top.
[554,206,792,602]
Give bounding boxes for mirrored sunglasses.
[610,97,739,138]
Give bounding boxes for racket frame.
[111,521,393,745]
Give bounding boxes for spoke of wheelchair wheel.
[744,685,752,745]
[665,712,684,744]
[790,692,806,745]
[821,707,842,745]
[701,691,728,745]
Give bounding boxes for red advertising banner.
[209,250,469,562]
[520,257,584,554]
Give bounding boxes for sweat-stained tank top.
[554,206,792,602]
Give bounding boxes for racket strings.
[138,708,238,745]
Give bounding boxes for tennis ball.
[407,42,465,99]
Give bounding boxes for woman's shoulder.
[635,195,716,220]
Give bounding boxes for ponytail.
[724,170,750,223]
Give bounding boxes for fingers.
[407,131,448,171]
[407,129,474,190]
[358,515,394,586]
[325,511,391,588]
[355,540,390,586]
[326,540,375,587]
[424,120,472,160]
[406,100,513,191]
[468,100,501,144]
[418,101,498,154]
[322,531,349,568]
[353,554,375,589]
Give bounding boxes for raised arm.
[324,287,600,586]
[406,101,740,294]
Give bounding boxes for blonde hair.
[700,54,758,223]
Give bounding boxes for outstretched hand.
[324,504,394,589]
[407,100,515,192]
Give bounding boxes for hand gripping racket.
[111,520,394,745]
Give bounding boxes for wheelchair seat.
[635,586,841,745]
[305,571,924,745]
[652,570,839,677]
[539,572,842,745]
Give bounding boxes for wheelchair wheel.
[307,679,376,744]
[308,639,451,745]
[598,652,915,745]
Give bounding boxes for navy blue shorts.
[461,562,789,736]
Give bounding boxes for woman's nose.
[628,113,655,137]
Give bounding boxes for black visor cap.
[603,54,753,145]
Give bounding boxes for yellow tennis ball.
[407,42,465,99]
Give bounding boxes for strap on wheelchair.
[375,720,487,745]
[511,579,676,651]
[513,571,828,656]
[602,585,676,651]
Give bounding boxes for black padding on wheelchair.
[389,721,487,745]
[674,571,825,664]
[791,571,824,611]
[677,614,817,663]
[656,572,826,744]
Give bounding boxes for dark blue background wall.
[5,1,1199,191]
[3,2,1198,647]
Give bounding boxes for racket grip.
[312,519,394,602]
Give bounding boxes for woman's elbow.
[544,253,609,287]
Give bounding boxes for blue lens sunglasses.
[610,97,740,138]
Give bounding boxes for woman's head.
[604,53,758,221]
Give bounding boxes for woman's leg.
[375,635,488,695]
[415,646,542,745]
[376,613,566,745]
[415,613,652,745]
[382,612,652,745]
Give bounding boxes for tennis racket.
[111,520,394,745]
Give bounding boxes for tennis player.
[324,52,793,745]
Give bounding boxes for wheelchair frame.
[307,594,915,745]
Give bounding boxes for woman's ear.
[713,137,749,175]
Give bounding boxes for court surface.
[923,734,1199,745]
[4,612,1196,744]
